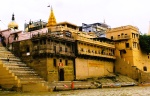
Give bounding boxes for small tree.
[139,35,150,53]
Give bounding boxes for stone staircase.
[115,57,139,80]
[115,74,138,86]
[96,74,137,88]
[0,46,50,92]
[139,70,150,84]
[115,57,150,84]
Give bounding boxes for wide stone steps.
[0,46,50,92]
[19,76,44,79]
[0,57,20,60]
[0,51,20,60]
[7,67,34,71]
[0,51,12,53]
[16,75,40,78]
[0,54,16,57]
[10,70,36,74]
[1,58,21,62]
[19,77,44,81]
[3,63,27,67]
[13,72,38,76]
[2,61,26,65]
[20,80,46,84]
[6,66,29,68]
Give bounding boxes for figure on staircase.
[1,36,6,47]
[0,34,2,44]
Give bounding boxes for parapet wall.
[107,25,139,33]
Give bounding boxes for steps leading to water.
[0,46,50,92]
[115,57,150,84]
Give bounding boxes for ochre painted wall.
[115,57,139,80]
[132,49,150,72]
[31,58,47,80]
[75,58,114,80]
[47,58,58,82]
[47,58,74,82]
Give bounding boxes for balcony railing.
[32,49,75,57]
[78,51,116,59]
[59,51,75,57]
[132,38,139,42]
[32,33,75,42]
[113,35,130,41]
[77,36,115,48]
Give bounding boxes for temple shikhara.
[0,6,150,92]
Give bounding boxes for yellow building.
[106,25,150,81]
[74,34,116,80]
[11,8,77,82]
[12,31,76,82]
[45,7,116,80]
[5,6,150,83]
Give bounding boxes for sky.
[0,0,150,34]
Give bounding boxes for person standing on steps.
[0,34,3,46]
[7,55,10,62]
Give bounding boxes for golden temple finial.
[47,6,57,28]
[8,13,19,29]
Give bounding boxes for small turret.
[8,13,19,29]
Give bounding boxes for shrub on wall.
[139,35,150,53]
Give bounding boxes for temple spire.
[12,13,15,21]
[47,6,57,28]
[148,21,150,35]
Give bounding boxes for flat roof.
[57,21,78,27]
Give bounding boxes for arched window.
[143,66,147,71]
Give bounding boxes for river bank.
[0,74,139,92]
[1,86,150,96]
[49,74,138,91]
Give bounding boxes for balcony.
[77,36,115,48]
[32,49,75,57]
[32,49,54,55]
[132,38,139,43]
[113,35,130,41]
[58,51,75,57]
[78,51,116,59]
[32,33,75,42]
[53,35,75,42]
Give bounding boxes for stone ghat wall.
[140,72,150,83]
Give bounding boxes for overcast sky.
[0,0,150,34]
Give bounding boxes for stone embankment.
[0,45,141,92]
[49,74,138,91]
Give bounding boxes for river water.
[0,86,150,96]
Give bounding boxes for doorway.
[59,68,64,81]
